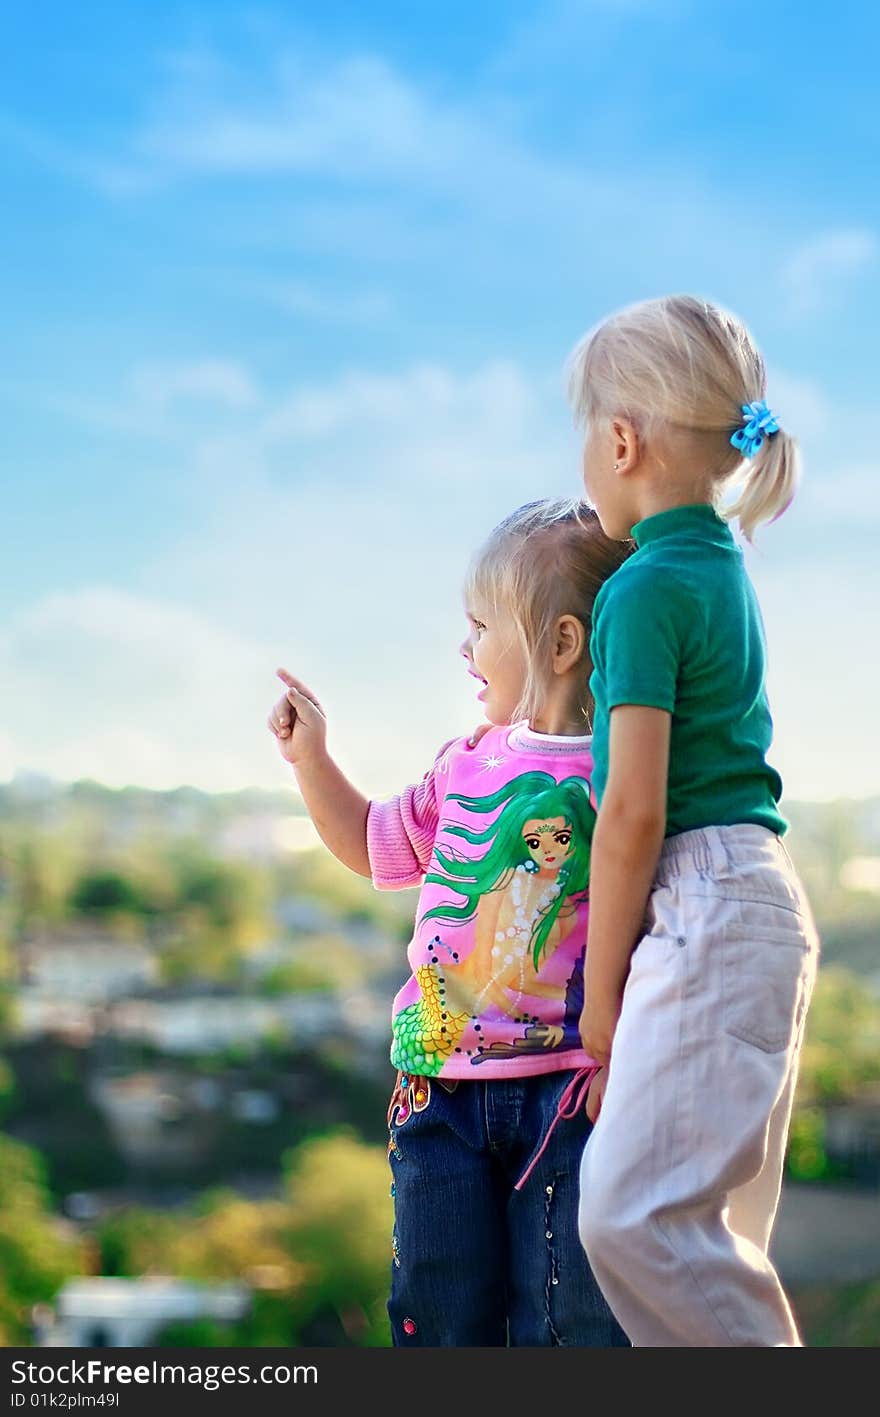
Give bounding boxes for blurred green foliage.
[0,780,878,1346]
[792,1281,880,1348]
[796,966,880,1106]
[786,1108,830,1182]
[95,1132,393,1346]
[0,1134,84,1344]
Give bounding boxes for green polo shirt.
[589,503,786,837]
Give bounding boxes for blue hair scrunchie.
[729,400,780,459]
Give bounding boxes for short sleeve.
[366,738,457,890]
[592,567,685,713]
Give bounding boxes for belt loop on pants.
[703,825,730,879]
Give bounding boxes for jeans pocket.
[721,921,814,1054]
[387,1074,433,1137]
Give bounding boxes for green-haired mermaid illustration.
[390,772,595,1075]
[423,772,593,970]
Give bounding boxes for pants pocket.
[721,921,814,1053]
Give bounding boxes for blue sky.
[1,0,878,802]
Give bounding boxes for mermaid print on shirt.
[390,770,595,1076]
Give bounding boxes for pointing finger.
[277,668,316,698]
[278,673,323,714]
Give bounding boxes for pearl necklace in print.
[464,863,565,1016]
[492,863,562,965]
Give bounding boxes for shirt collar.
[631,502,735,550]
[506,722,591,754]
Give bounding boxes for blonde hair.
[567,294,800,540]
[464,498,633,727]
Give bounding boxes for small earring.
[613,462,620,470]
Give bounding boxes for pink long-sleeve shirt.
[367,722,600,1080]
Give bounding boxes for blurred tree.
[258,960,330,995]
[0,1055,15,1122]
[257,935,369,996]
[278,848,414,941]
[0,1134,83,1344]
[156,854,273,983]
[280,1131,393,1346]
[70,870,144,916]
[93,1132,393,1346]
[0,890,13,1043]
[786,1107,830,1181]
[97,1206,179,1277]
[153,1317,239,1346]
[796,966,880,1105]
[175,857,269,940]
[793,1279,880,1347]
[4,1041,128,1196]
[8,835,75,930]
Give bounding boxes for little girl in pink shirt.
[267,497,631,1347]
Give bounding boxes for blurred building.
[107,988,338,1053]
[31,1278,251,1347]
[19,934,158,1001]
[824,1086,880,1183]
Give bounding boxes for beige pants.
[578,824,819,1347]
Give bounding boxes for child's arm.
[365,748,449,889]
[579,703,670,1065]
[268,668,371,877]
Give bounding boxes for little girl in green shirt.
[570,295,819,1347]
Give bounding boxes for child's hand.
[586,1067,607,1124]
[267,668,328,766]
[578,995,618,1068]
[467,722,493,750]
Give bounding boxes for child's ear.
[611,416,642,474]
[554,615,586,673]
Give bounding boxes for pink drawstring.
[514,1065,601,1192]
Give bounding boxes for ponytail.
[724,428,800,542]
[566,296,803,539]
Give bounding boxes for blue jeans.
[387,1070,629,1346]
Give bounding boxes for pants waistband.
[654,823,787,886]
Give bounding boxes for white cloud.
[747,557,880,801]
[5,45,598,221]
[259,361,533,446]
[4,49,508,210]
[0,359,576,796]
[115,34,795,322]
[1,22,874,812]
[801,463,880,521]
[136,357,577,795]
[764,368,831,443]
[2,348,873,803]
[0,730,15,784]
[0,114,155,197]
[1,28,784,310]
[138,54,466,184]
[782,228,877,317]
[14,360,262,440]
[495,0,682,77]
[143,355,874,804]
[120,40,647,236]
[0,589,283,790]
[255,280,393,324]
[130,360,260,412]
